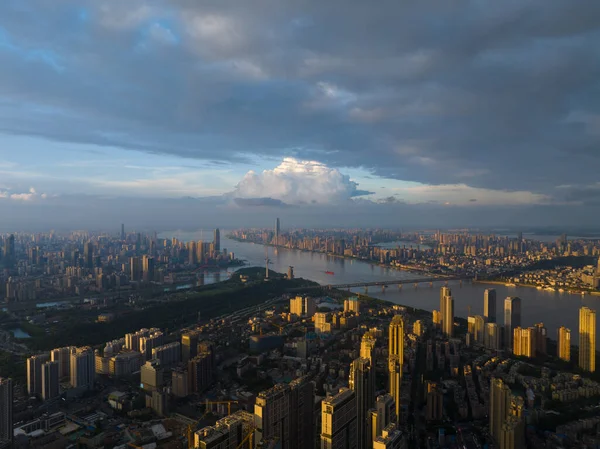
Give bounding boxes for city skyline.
[1,2,600,229]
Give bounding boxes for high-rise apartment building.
[188,352,214,393]
[360,332,377,364]
[388,356,402,423]
[129,256,142,282]
[344,297,361,315]
[51,346,75,379]
[490,377,511,442]
[142,255,155,282]
[413,320,423,337]
[473,315,485,343]
[315,312,332,334]
[484,289,497,323]
[83,241,94,269]
[140,359,163,393]
[70,347,95,389]
[485,323,500,350]
[0,377,13,449]
[275,218,281,246]
[579,306,596,373]
[289,376,315,449]
[350,358,375,449]
[504,297,521,350]
[290,296,316,317]
[374,394,396,437]
[321,388,357,449]
[140,331,164,361]
[27,353,50,396]
[432,310,441,328]
[442,295,454,338]
[181,331,200,363]
[255,384,291,449]
[425,381,443,421]
[41,361,60,400]
[513,327,535,358]
[534,323,547,355]
[195,412,248,449]
[388,315,404,365]
[152,342,181,367]
[372,423,406,449]
[557,326,571,362]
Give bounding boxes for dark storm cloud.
[0,0,600,197]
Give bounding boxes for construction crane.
[186,401,239,449]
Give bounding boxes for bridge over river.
[288,275,473,292]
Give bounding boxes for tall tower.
[83,241,94,269]
[360,332,377,365]
[214,228,221,252]
[579,307,596,373]
[349,358,375,449]
[440,287,451,329]
[121,223,125,240]
[275,218,281,246]
[388,315,404,365]
[388,356,402,423]
[484,289,497,323]
[443,295,454,338]
[0,377,13,449]
[321,388,357,449]
[557,326,571,362]
[504,297,521,350]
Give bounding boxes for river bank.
[473,280,600,297]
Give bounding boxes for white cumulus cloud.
[233,158,369,205]
[1,187,49,201]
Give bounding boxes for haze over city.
[1,1,600,230]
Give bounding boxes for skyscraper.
[129,256,142,282]
[557,326,571,362]
[275,218,281,246]
[473,315,485,343]
[83,241,94,269]
[27,353,50,396]
[513,327,535,358]
[504,297,521,350]
[142,255,155,282]
[51,346,75,378]
[321,388,357,449]
[121,223,125,240]
[425,381,443,421]
[442,295,454,338]
[440,287,451,329]
[289,376,315,449]
[388,356,402,423]
[0,377,13,449]
[41,361,60,400]
[360,332,377,365]
[255,384,291,448]
[214,228,220,252]
[579,306,596,373]
[349,358,375,449]
[388,315,404,365]
[484,289,497,323]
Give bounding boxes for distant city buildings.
[557,326,571,362]
[504,297,522,350]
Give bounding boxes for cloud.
[0,0,599,208]
[233,197,289,207]
[232,158,371,205]
[1,186,49,201]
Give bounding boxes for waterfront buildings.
[484,288,497,323]
[579,307,596,373]
[504,297,522,350]
[557,326,571,362]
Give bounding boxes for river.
[160,230,599,347]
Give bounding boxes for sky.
[0,1,599,231]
